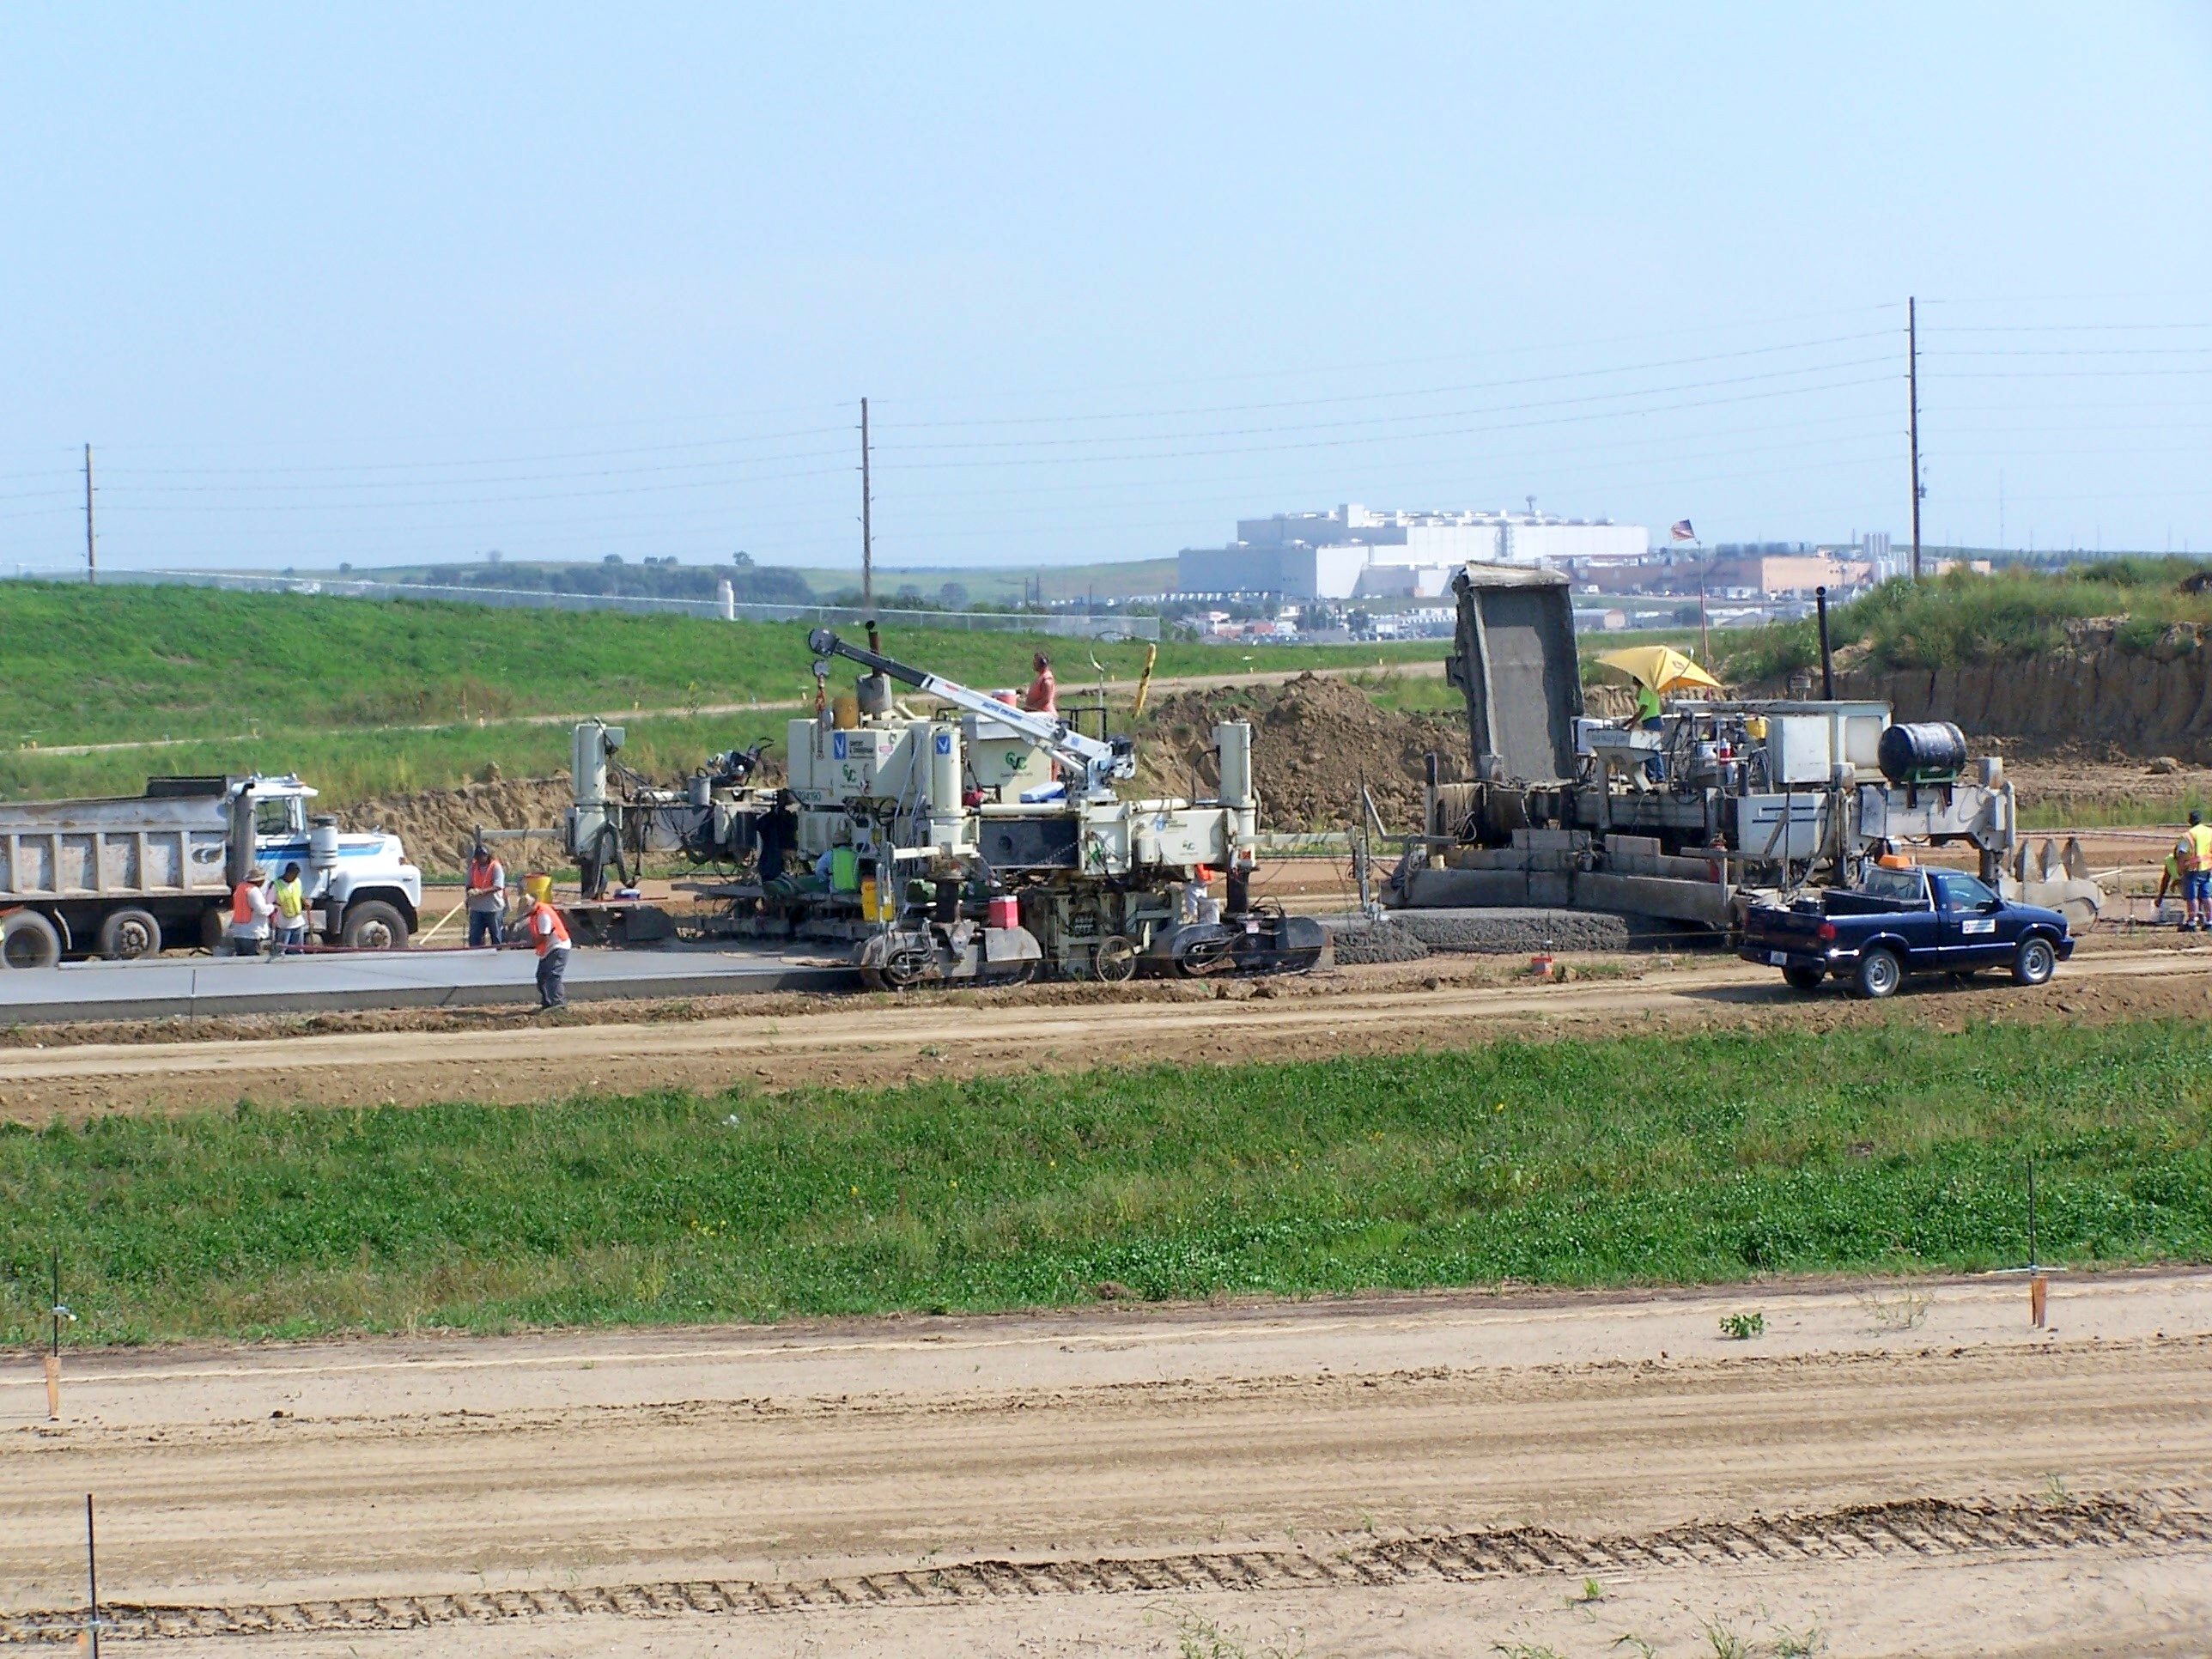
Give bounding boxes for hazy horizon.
[5,5,2209,575]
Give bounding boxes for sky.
[3,3,2209,575]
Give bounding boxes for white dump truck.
[0,773,422,966]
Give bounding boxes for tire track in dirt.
[3,1494,2201,1643]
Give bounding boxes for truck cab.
[240,777,422,949]
[1740,864,2072,998]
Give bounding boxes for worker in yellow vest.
[516,872,571,1009]
[272,862,308,956]
[2179,811,2212,932]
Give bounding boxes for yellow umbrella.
[1595,644,1723,695]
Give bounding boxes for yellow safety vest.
[2181,825,2212,872]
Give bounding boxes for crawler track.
[4,1494,2203,1643]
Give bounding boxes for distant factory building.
[1177,504,1650,600]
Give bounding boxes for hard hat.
[524,872,554,904]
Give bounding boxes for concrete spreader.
[0,945,863,1024]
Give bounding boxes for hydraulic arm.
[807,628,1133,798]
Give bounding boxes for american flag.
[1670,520,1696,542]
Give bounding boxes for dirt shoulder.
[3,1272,2207,1656]
[2,936,2208,1119]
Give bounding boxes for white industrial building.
[1177,504,1650,600]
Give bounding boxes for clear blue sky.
[3,3,2208,574]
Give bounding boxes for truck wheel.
[340,901,410,951]
[97,908,163,960]
[1781,965,1825,992]
[2012,935,2057,987]
[1852,947,1903,1000]
[0,910,62,969]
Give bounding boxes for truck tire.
[340,900,410,951]
[1781,965,1826,992]
[2012,934,2057,987]
[1852,946,1904,1000]
[0,910,62,970]
[97,908,163,960]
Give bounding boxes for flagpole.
[1698,541,1708,664]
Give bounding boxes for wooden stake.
[2031,1273,2049,1328]
[86,1492,100,1658]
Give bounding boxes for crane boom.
[807,629,1133,796]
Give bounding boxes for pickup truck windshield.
[1941,873,1999,910]
[1856,866,1929,904]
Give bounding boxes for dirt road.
[3,1273,2207,1656]
[4,939,2209,1119]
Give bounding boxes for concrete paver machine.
[567,627,1324,988]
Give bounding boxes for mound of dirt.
[341,775,574,872]
[1133,672,1469,832]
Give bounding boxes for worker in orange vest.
[222,872,275,958]
[515,872,571,1009]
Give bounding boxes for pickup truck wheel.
[1852,947,1904,1000]
[97,908,163,960]
[1781,965,1825,992]
[2012,935,2057,987]
[340,900,410,951]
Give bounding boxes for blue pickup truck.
[1740,865,2073,999]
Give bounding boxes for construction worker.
[1634,678,1665,785]
[1633,678,1663,730]
[2155,846,2182,925]
[222,872,274,958]
[465,839,507,948]
[272,862,308,955]
[1022,652,1057,714]
[516,872,571,1009]
[2179,809,2212,931]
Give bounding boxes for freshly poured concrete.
[0,944,860,1023]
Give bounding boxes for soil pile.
[341,775,574,873]
[1133,672,1468,831]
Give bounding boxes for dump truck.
[0,774,422,966]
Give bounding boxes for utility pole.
[859,398,874,611]
[1907,297,1923,582]
[82,444,97,585]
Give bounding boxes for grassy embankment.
[1709,557,2212,685]
[3,1019,2205,1345]
[0,581,1443,805]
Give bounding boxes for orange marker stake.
[2030,1274,2049,1328]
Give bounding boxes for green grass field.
[4,1018,2205,1346]
[0,581,1444,804]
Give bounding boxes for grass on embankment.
[0,581,1445,799]
[1711,556,2212,684]
[3,1019,2206,1345]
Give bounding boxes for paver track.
[5,1493,2203,1643]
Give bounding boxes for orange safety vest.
[231,881,258,925]
[527,899,571,957]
